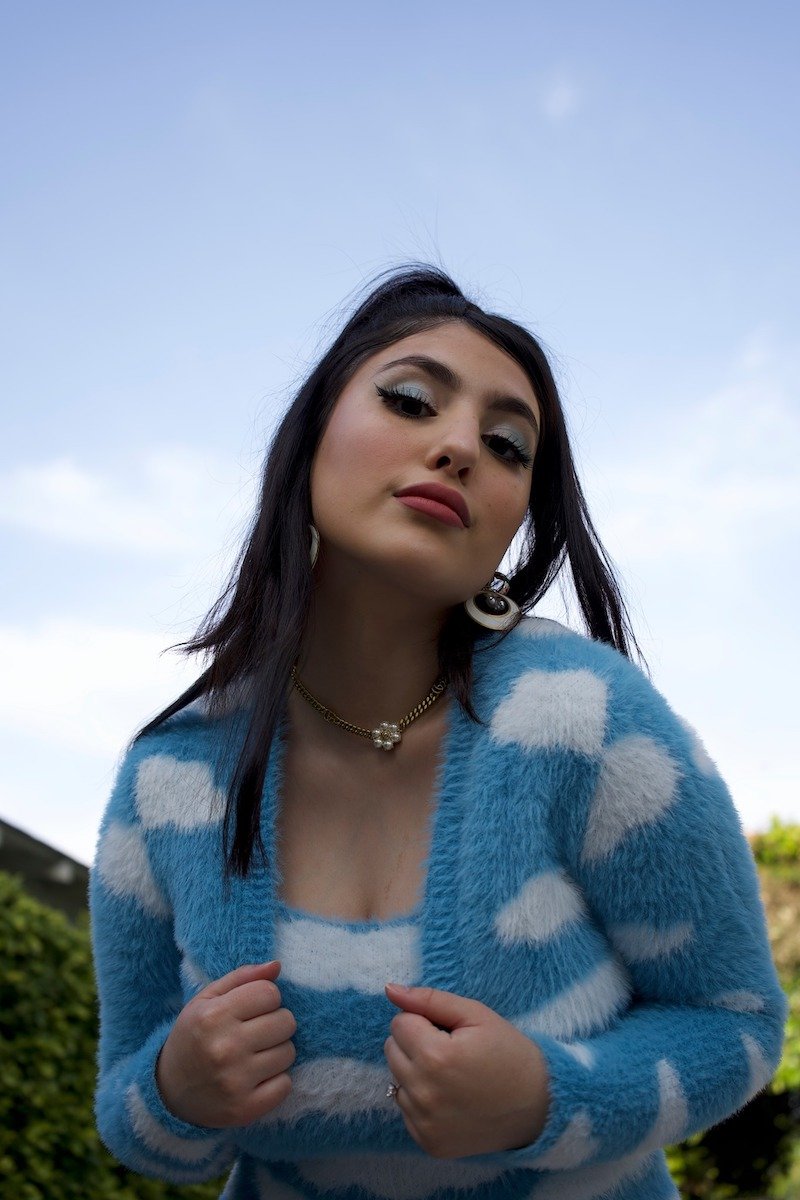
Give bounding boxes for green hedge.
[0,869,225,1199]
[1,819,799,1196]
[661,820,800,1198]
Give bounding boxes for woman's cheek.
[485,481,529,540]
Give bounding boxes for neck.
[291,561,450,731]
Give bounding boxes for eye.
[485,433,534,468]
[376,384,435,418]
[379,388,534,472]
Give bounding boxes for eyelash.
[375,385,534,468]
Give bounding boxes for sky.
[1,2,798,867]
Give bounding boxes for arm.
[478,657,789,1172]
[89,738,237,1183]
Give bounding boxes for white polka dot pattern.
[741,1031,774,1101]
[95,821,170,918]
[581,735,680,865]
[514,957,632,1040]
[494,869,588,946]
[676,715,718,775]
[636,1060,689,1152]
[531,1110,599,1170]
[135,755,226,829]
[490,669,608,755]
[607,921,694,961]
[178,951,211,995]
[559,1040,597,1068]
[712,990,766,1013]
[518,616,573,638]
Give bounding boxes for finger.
[386,983,484,1031]
[199,960,282,999]
[383,1033,414,1088]
[244,1006,298,1052]
[241,1067,294,1125]
[384,1044,425,1131]
[225,977,283,1021]
[391,1080,425,1140]
[395,1085,421,1125]
[249,1037,297,1087]
[390,1010,449,1061]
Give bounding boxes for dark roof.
[0,818,89,923]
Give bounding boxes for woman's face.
[309,320,542,608]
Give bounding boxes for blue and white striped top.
[239,899,432,1198]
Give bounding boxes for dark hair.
[131,263,643,882]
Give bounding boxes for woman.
[90,265,788,1200]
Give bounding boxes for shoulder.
[480,616,711,768]
[481,613,640,698]
[474,621,730,864]
[103,682,252,833]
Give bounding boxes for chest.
[160,690,608,1018]
[274,730,443,923]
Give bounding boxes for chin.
[320,526,474,599]
[370,550,467,601]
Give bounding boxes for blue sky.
[2,2,798,865]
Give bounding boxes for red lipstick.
[393,482,471,528]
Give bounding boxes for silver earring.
[309,524,319,568]
[464,572,519,631]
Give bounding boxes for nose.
[423,406,481,476]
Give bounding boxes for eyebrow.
[376,354,540,435]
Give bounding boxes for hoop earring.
[309,524,320,568]
[464,572,520,631]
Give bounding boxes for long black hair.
[131,263,643,881]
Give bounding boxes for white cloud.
[0,617,202,757]
[0,616,214,863]
[589,355,800,564]
[0,446,256,557]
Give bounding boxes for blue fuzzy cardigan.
[89,616,789,1199]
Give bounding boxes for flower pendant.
[372,721,401,751]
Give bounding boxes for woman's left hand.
[383,981,551,1159]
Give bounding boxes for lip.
[393,482,471,528]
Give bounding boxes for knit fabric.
[260,899,427,1198]
[89,615,788,1199]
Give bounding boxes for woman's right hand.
[155,959,296,1129]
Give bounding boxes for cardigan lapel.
[244,685,485,999]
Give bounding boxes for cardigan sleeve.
[89,739,237,1183]
[477,657,789,1173]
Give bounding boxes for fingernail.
[386,982,411,992]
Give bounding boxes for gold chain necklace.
[290,661,448,751]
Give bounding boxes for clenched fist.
[155,959,297,1128]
